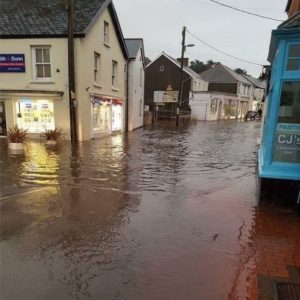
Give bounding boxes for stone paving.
[229,204,300,300]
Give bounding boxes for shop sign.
[154,90,179,103]
[0,54,25,72]
[273,123,300,163]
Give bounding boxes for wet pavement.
[0,121,300,300]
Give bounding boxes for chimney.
[177,57,189,67]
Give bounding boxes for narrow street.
[0,121,299,300]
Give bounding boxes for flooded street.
[1,121,300,300]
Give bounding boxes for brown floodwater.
[0,121,299,300]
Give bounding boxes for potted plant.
[7,126,28,151]
[43,128,63,145]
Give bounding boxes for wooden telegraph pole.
[177,26,186,127]
[67,0,78,143]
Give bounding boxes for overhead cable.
[186,29,264,66]
[209,0,285,22]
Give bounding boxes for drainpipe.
[125,61,130,132]
[67,0,77,143]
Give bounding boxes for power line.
[186,29,264,66]
[209,0,285,22]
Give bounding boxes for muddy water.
[0,121,299,300]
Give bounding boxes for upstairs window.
[32,46,51,80]
[94,52,100,83]
[160,65,164,72]
[112,61,118,87]
[104,21,109,44]
[286,44,300,71]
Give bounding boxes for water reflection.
[1,122,299,300]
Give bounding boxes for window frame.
[159,65,164,72]
[104,21,109,45]
[31,46,52,81]
[94,52,100,83]
[285,43,300,72]
[112,60,118,87]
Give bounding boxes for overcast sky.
[114,0,288,77]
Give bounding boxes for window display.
[112,103,122,131]
[16,99,55,133]
[93,101,110,132]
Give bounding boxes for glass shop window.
[16,100,55,133]
[278,81,300,124]
[286,44,300,71]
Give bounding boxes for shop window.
[112,61,118,87]
[93,101,110,132]
[16,100,55,133]
[273,81,300,164]
[210,99,218,113]
[32,46,51,80]
[112,104,122,131]
[278,81,300,124]
[104,21,109,45]
[286,44,300,71]
[94,52,100,83]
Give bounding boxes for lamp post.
[176,26,194,126]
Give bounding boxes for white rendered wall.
[128,48,144,131]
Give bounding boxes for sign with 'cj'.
[0,54,25,72]
[273,123,300,164]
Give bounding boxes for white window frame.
[94,52,100,83]
[31,46,52,81]
[104,21,109,45]
[112,60,118,87]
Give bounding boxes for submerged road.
[1,121,300,300]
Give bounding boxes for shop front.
[15,98,55,133]
[0,91,65,138]
[92,95,123,137]
[0,101,6,136]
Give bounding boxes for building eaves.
[242,75,266,89]
[268,12,300,62]
[146,52,205,80]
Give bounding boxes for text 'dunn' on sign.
[0,54,25,72]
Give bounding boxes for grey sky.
[114,0,288,77]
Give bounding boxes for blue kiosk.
[258,12,300,202]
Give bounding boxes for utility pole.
[67,0,77,143]
[177,26,186,127]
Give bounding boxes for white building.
[191,64,255,121]
[0,0,129,141]
[125,39,145,131]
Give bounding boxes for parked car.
[245,111,258,121]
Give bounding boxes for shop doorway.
[0,101,7,136]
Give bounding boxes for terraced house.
[0,0,130,141]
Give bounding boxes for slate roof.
[0,0,129,57]
[125,39,143,59]
[268,12,300,62]
[200,63,251,85]
[278,11,300,28]
[242,75,266,89]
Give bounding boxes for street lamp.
[177,27,194,126]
